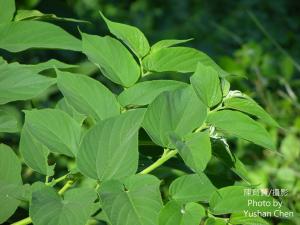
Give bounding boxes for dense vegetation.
[0,0,299,225]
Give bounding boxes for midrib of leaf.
[124,191,144,225]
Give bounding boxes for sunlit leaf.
[57,70,120,121]
[77,109,145,181]
[30,186,97,225]
[143,86,207,147]
[99,174,163,225]
[207,110,276,150]
[0,21,81,52]
[82,33,140,87]
[100,11,150,58]
[118,80,188,107]
[0,144,22,224]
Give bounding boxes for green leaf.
[0,21,81,52]
[169,173,217,203]
[0,0,15,23]
[204,218,227,225]
[151,39,193,52]
[190,63,222,107]
[30,186,97,225]
[0,109,19,133]
[142,47,227,77]
[56,98,87,125]
[14,9,87,23]
[118,80,188,107]
[229,212,270,225]
[159,200,205,225]
[82,33,140,87]
[19,125,54,176]
[100,12,150,58]
[0,63,56,104]
[209,186,290,216]
[57,70,120,121]
[23,109,82,157]
[142,86,207,147]
[207,110,276,150]
[0,144,22,224]
[15,59,77,73]
[99,174,163,225]
[223,96,279,127]
[77,109,145,181]
[170,131,211,173]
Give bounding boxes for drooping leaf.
[100,12,150,58]
[170,131,211,173]
[142,86,207,147]
[151,39,193,52]
[229,212,270,225]
[57,70,120,121]
[0,63,56,104]
[212,140,252,184]
[15,59,77,73]
[19,125,54,176]
[23,109,82,157]
[0,144,22,224]
[77,109,145,181]
[99,174,163,225]
[209,186,290,215]
[0,21,81,52]
[223,96,279,127]
[169,173,217,203]
[0,0,15,23]
[82,33,140,87]
[14,9,87,23]
[159,200,205,225]
[118,80,188,107]
[190,63,222,107]
[0,109,19,133]
[142,47,227,77]
[30,186,97,225]
[207,110,276,150]
[56,98,86,125]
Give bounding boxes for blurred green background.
[2,0,300,224]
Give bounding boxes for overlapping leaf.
[0,63,56,104]
[30,186,97,225]
[0,0,15,23]
[0,21,81,52]
[82,33,140,87]
[118,80,188,107]
[57,70,120,121]
[77,109,145,181]
[190,63,222,107]
[169,173,217,203]
[142,86,207,147]
[224,96,279,127]
[207,110,276,150]
[19,125,54,176]
[142,47,227,77]
[159,201,205,225]
[23,109,82,157]
[170,131,211,173]
[0,144,22,224]
[100,12,150,58]
[99,174,163,225]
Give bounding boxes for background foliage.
[1,0,300,224]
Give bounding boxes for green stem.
[13,149,176,225]
[11,217,32,225]
[138,57,144,76]
[139,149,178,174]
[58,180,74,195]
